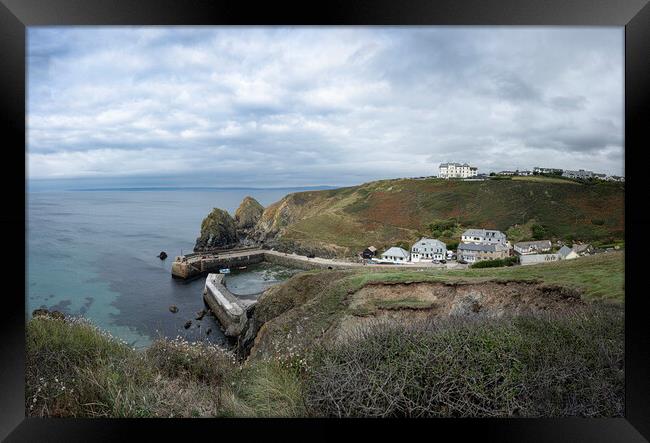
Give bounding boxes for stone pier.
[202,273,248,337]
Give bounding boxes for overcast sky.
[27,27,624,187]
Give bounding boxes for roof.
[458,243,501,252]
[462,229,506,239]
[558,245,573,257]
[515,240,552,249]
[412,238,446,249]
[367,246,377,252]
[572,244,592,253]
[440,162,470,167]
[381,247,410,258]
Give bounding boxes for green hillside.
[252,177,624,257]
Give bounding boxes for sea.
[26,187,322,348]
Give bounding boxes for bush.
[591,219,605,226]
[26,314,236,417]
[531,224,547,240]
[304,307,623,417]
[470,256,519,268]
[446,241,459,251]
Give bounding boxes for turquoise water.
[27,188,309,348]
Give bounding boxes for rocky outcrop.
[247,191,331,252]
[194,208,239,251]
[235,196,264,231]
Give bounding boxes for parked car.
[439,259,446,264]
[457,259,468,265]
[307,253,315,258]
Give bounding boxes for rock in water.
[195,309,206,320]
[184,320,192,329]
[169,305,178,313]
[235,196,264,230]
[158,251,168,260]
[194,208,238,251]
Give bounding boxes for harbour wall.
[172,249,356,279]
[202,273,248,337]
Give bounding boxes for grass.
[345,251,624,303]
[27,305,623,418]
[305,307,623,417]
[511,176,580,184]
[26,314,237,417]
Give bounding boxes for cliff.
[194,208,239,251]
[235,196,264,230]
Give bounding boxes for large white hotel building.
[438,162,478,179]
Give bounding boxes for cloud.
[27,26,624,185]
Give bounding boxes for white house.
[514,240,552,255]
[380,247,411,264]
[439,162,478,179]
[411,238,446,262]
[558,245,579,260]
[461,229,508,246]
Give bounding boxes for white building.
[461,229,508,246]
[380,247,410,264]
[562,169,594,179]
[410,238,446,262]
[439,162,478,179]
[533,167,563,175]
[520,253,562,266]
[514,240,552,255]
[558,245,579,260]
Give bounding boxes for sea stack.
[235,196,264,245]
[235,196,264,230]
[193,208,239,251]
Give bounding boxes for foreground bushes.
[26,314,236,417]
[305,307,623,417]
[27,306,623,418]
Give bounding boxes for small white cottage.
[380,247,411,264]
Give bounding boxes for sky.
[27,27,624,188]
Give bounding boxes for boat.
[238,266,247,270]
[218,268,231,274]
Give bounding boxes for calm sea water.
[26,188,310,348]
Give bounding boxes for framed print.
[1,0,649,441]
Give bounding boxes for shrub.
[446,241,459,251]
[591,219,605,226]
[470,256,519,268]
[304,307,623,417]
[26,314,235,417]
[531,224,547,240]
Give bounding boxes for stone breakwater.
[172,249,364,279]
[202,273,249,337]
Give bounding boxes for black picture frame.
[2,0,649,440]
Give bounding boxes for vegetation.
[254,178,623,257]
[306,308,623,417]
[470,256,519,268]
[349,251,624,303]
[27,304,623,418]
